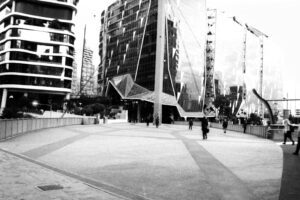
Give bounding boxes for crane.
[232,16,268,117]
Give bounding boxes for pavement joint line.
[90,133,178,141]
[0,147,155,200]
[22,128,125,159]
[171,130,260,200]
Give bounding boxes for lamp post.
[32,101,52,118]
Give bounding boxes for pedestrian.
[293,125,300,155]
[283,118,295,145]
[243,119,247,133]
[222,118,228,133]
[155,116,159,128]
[201,116,209,139]
[146,114,150,126]
[189,119,193,130]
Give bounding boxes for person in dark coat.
[155,116,159,128]
[293,126,300,155]
[146,114,150,126]
[222,118,228,133]
[243,119,247,133]
[189,119,193,130]
[201,117,209,139]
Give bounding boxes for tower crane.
[231,16,268,117]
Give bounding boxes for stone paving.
[0,123,284,200]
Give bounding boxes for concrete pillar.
[0,89,8,113]
[153,0,166,125]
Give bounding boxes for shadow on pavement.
[279,144,300,200]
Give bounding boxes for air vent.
[37,184,63,191]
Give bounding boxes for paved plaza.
[0,123,294,200]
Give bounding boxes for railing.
[210,122,269,138]
[0,117,95,141]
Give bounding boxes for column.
[0,89,8,114]
[153,0,165,125]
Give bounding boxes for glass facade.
[99,0,207,119]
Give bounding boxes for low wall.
[175,121,269,139]
[0,117,95,141]
[210,123,269,138]
[174,121,202,126]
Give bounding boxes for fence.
[210,123,269,138]
[0,117,95,141]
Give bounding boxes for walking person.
[293,125,300,155]
[201,116,209,140]
[189,119,193,130]
[155,116,159,128]
[243,119,247,133]
[146,114,150,126]
[283,118,295,145]
[222,118,228,133]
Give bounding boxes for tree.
[91,103,105,114]
[214,95,231,118]
[2,107,20,119]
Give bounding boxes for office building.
[80,47,97,96]
[99,0,207,121]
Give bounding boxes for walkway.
[0,123,284,200]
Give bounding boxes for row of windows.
[0,75,72,89]
[15,1,74,20]
[13,17,74,32]
[4,51,73,66]
[0,63,72,77]
[8,40,74,56]
[7,28,75,45]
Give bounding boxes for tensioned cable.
[167,0,201,96]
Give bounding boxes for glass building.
[0,0,78,113]
[99,0,207,122]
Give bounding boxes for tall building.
[80,47,97,96]
[99,0,207,121]
[0,0,78,113]
[71,51,79,97]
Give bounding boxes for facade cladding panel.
[0,0,78,112]
[99,0,178,97]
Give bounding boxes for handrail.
[0,117,95,141]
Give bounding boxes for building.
[79,47,97,96]
[0,0,78,113]
[99,0,207,122]
[71,51,79,97]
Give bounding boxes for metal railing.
[210,123,269,138]
[0,117,95,141]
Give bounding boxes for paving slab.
[0,123,284,200]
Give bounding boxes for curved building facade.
[0,0,78,113]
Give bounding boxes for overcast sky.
[74,0,300,108]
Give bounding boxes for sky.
[73,0,300,110]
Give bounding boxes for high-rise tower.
[0,0,78,113]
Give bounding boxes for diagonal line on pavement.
[171,131,259,200]
[22,129,119,159]
[0,148,154,200]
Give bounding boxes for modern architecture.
[99,0,207,122]
[0,0,78,113]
